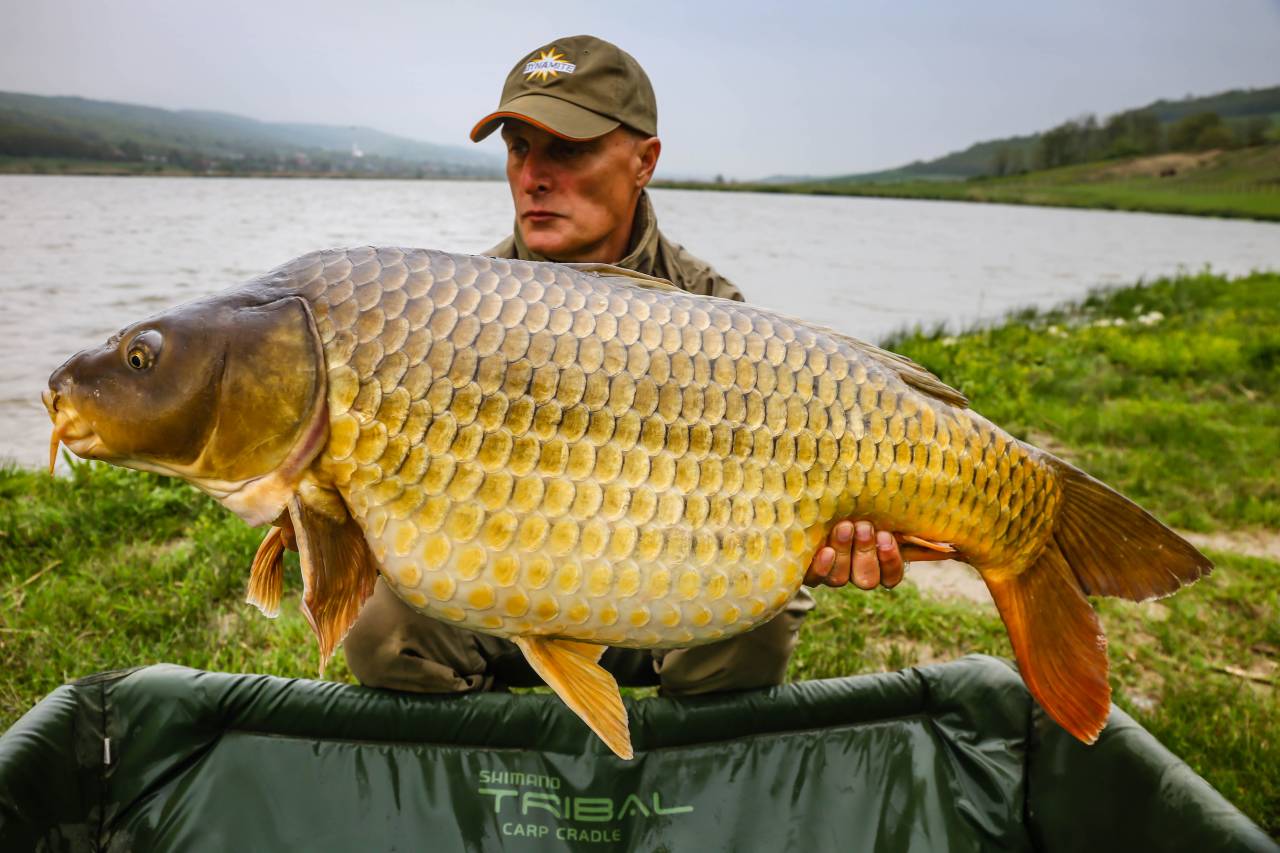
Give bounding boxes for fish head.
[45,288,329,525]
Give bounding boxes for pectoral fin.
[247,526,288,618]
[514,637,633,760]
[246,516,300,617]
[287,494,379,673]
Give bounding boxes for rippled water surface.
[3,175,1277,467]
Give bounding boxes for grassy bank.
[660,145,1280,222]
[2,270,1277,832]
[798,269,1280,831]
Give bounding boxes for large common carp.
[45,247,1209,759]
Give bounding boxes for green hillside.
[810,85,1280,184]
[0,91,500,177]
[660,143,1280,222]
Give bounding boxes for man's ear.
[635,136,661,188]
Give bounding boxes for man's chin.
[521,223,587,262]
[522,235,568,260]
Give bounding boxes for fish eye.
[125,330,163,371]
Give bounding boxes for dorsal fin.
[563,263,681,292]
[565,261,967,408]
[826,332,969,408]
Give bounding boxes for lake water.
[3,174,1277,469]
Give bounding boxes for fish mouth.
[43,388,104,474]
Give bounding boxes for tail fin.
[986,541,1111,742]
[1051,460,1212,600]
[984,456,1212,744]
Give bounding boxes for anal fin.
[898,534,954,553]
[514,636,633,760]
[984,540,1111,744]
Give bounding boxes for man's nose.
[518,151,552,194]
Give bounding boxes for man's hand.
[804,521,954,590]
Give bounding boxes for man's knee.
[344,579,495,694]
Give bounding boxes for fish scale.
[290,246,1051,648]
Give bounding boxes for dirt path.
[1097,150,1220,178]
[1178,529,1280,562]
[906,560,993,607]
[905,528,1280,608]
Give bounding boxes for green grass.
[794,269,1280,832]
[659,144,1280,222]
[0,462,355,724]
[883,269,1280,531]
[2,270,1277,833]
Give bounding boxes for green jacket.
[484,191,745,302]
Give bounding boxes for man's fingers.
[827,520,854,586]
[850,521,880,590]
[876,531,905,588]
[813,521,939,589]
[803,546,835,587]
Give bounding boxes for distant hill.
[0,91,501,177]
[773,85,1280,184]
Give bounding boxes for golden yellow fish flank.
[45,246,1211,760]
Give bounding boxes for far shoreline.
[4,152,1280,224]
[0,160,503,182]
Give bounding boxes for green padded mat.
[1,655,1273,852]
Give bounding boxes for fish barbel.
[45,247,1210,759]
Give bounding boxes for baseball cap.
[470,35,657,142]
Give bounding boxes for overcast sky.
[1,0,1277,179]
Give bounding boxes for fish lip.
[44,392,103,471]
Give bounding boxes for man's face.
[501,121,660,263]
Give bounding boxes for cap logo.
[523,48,576,81]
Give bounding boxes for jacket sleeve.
[657,236,746,303]
[480,235,518,259]
[705,271,745,303]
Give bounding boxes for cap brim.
[470,93,620,142]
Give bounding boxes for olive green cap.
[470,35,657,142]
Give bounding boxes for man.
[344,35,921,696]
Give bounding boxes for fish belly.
[297,247,1058,649]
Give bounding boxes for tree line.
[0,119,488,178]
[989,110,1275,177]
